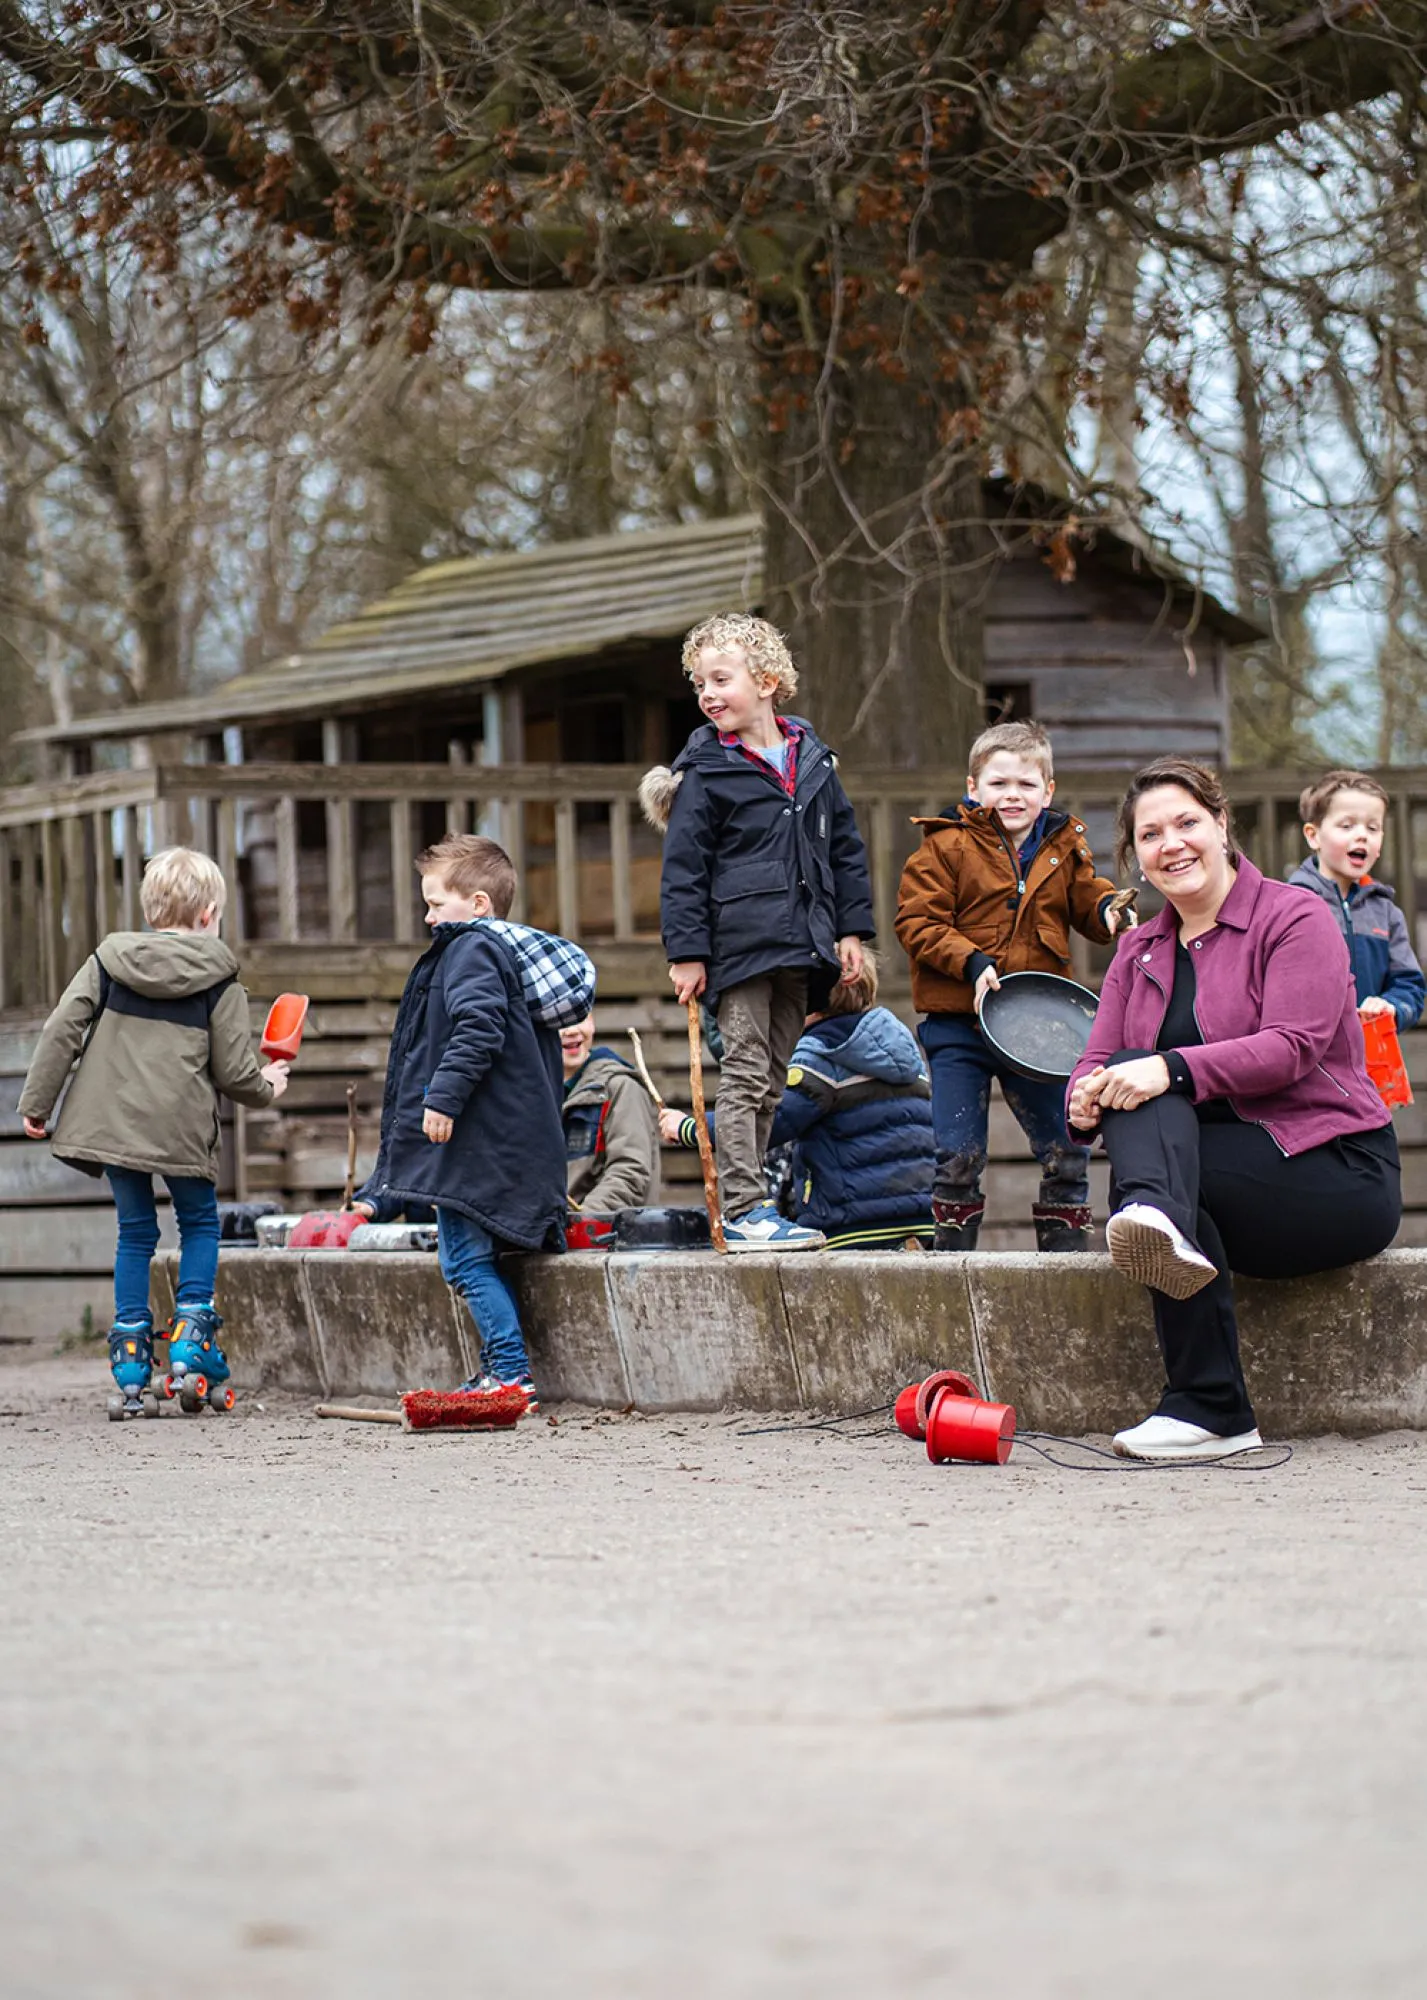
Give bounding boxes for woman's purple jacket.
[1067,858,1390,1156]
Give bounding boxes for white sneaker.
[1112,1414,1264,1461]
[721,1202,826,1252]
[1106,1203,1218,1299]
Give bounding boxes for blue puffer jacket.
[1288,859,1426,1031]
[773,1007,934,1246]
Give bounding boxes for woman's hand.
[1359,997,1393,1019]
[22,1116,47,1140]
[668,960,706,1005]
[261,1060,290,1099]
[1067,1066,1107,1132]
[1086,1055,1172,1113]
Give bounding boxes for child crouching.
[356,834,586,1412]
[662,949,935,1248]
[17,847,288,1418]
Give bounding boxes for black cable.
[737,1412,1293,1469]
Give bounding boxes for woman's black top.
[1156,941,1240,1122]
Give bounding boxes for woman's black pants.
[1099,1081,1401,1434]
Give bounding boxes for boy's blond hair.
[822,946,880,1018]
[681,613,798,704]
[140,847,227,929]
[1299,769,1389,827]
[967,720,1054,784]
[416,833,517,918]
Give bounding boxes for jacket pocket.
[1315,1061,1352,1102]
[713,858,787,903]
[1034,917,1072,968]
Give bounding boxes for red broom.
[315,1384,530,1432]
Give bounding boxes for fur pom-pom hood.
[638,764,682,832]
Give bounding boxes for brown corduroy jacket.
[895,803,1118,1015]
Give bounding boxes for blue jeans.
[106,1168,220,1328]
[918,1013,1089,1209]
[436,1208,530,1382]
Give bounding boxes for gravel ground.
[2,1346,1425,2000]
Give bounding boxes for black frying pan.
[978,971,1100,1083]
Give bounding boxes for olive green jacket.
[17,932,274,1183]
[563,1049,661,1214]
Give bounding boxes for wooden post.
[0,828,10,1010]
[93,810,117,942]
[554,795,580,940]
[216,797,244,946]
[119,806,142,930]
[323,719,359,944]
[610,795,634,940]
[61,813,90,978]
[446,739,472,836]
[390,797,415,943]
[869,796,894,947]
[504,797,527,923]
[1394,793,1416,942]
[17,824,39,1007]
[275,796,300,940]
[40,818,63,1004]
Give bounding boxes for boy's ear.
[1303,822,1322,853]
[964,771,978,801]
[1044,776,1055,801]
[471,890,494,917]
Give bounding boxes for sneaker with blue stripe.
[722,1201,826,1252]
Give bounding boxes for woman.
[1068,758,1400,1461]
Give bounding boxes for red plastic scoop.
[261,992,310,1062]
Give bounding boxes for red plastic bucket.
[924,1385,1016,1465]
[261,992,310,1062]
[894,1370,979,1440]
[287,1210,366,1249]
[565,1215,618,1251]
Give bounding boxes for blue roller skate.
[164,1304,234,1414]
[107,1322,158,1422]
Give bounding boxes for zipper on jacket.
[992,823,1028,931]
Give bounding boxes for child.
[661,948,935,1249]
[354,834,584,1411]
[17,847,289,1418]
[895,720,1131,1252]
[639,612,875,1251]
[1290,770,1425,1031]
[560,1012,661,1215]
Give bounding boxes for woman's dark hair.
[1114,759,1238,874]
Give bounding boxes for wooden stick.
[341,1081,358,1210]
[314,1404,402,1424]
[687,998,726,1253]
[627,1026,666,1109]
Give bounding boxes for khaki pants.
[715,970,808,1219]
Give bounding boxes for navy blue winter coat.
[356,923,567,1249]
[1288,859,1426,1031]
[773,1008,934,1244]
[651,718,875,1009]
[680,1007,934,1246]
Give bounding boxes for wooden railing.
[3,760,1425,1011]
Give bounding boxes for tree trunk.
[758,351,990,773]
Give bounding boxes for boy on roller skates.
[18,848,288,1418]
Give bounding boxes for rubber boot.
[108,1323,154,1421]
[166,1304,234,1412]
[1033,1202,1094,1253]
[931,1198,985,1253]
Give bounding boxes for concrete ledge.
[153,1247,1427,1435]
